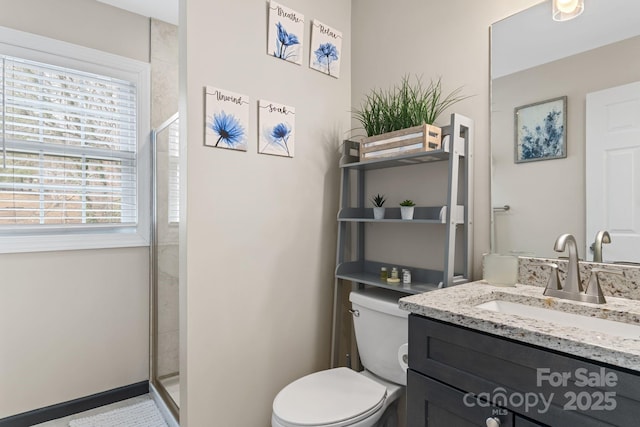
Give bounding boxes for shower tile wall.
[151,18,179,378]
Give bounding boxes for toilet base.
[378,399,402,427]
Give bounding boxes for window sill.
[0,232,150,254]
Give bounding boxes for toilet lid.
[273,367,387,426]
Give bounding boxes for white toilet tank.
[349,287,409,386]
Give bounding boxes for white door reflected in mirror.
[586,81,640,264]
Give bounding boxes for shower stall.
[151,113,180,421]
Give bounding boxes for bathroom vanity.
[400,282,640,427]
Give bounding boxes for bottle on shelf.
[402,269,412,284]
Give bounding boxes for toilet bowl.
[272,288,408,427]
[271,367,402,427]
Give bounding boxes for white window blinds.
[0,55,138,226]
[167,117,180,224]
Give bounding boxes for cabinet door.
[407,370,514,427]
[514,415,546,426]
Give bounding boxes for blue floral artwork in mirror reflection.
[515,96,566,163]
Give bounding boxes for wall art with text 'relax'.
[204,86,250,152]
[268,1,304,65]
[258,100,295,158]
[309,20,342,78]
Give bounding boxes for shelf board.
[338,206,465,224]
[335,261,468,295]
[340,147,452,171]
[336,270,441,295]
[338,218,445,224]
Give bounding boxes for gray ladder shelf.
[330,113,474,367]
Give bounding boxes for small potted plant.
[399,199,416,220]
[371,193,386,220]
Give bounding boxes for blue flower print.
[520,110,564,160]
[314,43,339,76]
[274,22,300,61]
[211,111,245,148]
[271,123,292,156]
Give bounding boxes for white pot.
[400,206,414,220]
[373,207,385,220]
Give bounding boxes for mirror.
[490,0,640,261]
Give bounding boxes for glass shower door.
[151,113,180,420]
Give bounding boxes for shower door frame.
[150,112,180,421]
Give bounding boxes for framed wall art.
[514,96,567,163]
[258,100,295,158]
[204,86,250,151]
[268,1,304,65]
[309,20,342,78]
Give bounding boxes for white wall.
[180,0,350,425]
[0,0,151,418]
[0,0,149,63]
[351,0,542,279]
[0,249,149,417]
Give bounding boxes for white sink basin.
[476,300,640,341]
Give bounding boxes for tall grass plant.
[353,76,469,137]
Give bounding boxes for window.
[0,27,150,253]
[167,117,180,224]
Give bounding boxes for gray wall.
[180,0,350,425]
[0,0,150,418]
[351,0,542,279]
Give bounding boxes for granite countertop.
[399,281,640,372]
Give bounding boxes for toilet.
[272,287,409,427]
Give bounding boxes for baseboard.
[0,381,148,427]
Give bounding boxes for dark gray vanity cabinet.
[407,314,640,427]
[408,370,516,426]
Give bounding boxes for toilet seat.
[272,367,387,427]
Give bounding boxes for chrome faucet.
[554,234,582,294]
[544,233,609,304]
[590,230,611,263]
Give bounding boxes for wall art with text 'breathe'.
[258,100,295,158]
[204,86,250,151]
[309,20,342,78]
[268,1,304,65]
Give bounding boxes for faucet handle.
[584,268,622,304]
[544,263,561,292]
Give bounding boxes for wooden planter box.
[359,124,442,162]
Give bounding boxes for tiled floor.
[32,395,152,427]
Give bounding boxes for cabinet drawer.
[407,369,513,427]
[409,314,640,427]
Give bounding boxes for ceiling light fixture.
[553,0,585,21]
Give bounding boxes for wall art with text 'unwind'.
[268,1,304,65]
[258,100,295,158]
[309,20,342,78]
[515,96,567,163]
[204,86,250,151]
